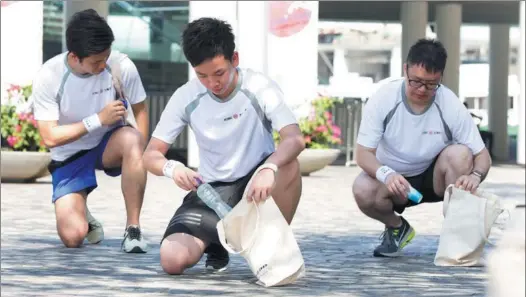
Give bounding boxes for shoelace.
[379,227,399,245]
[126,226,142,241]
[88,221,101,233]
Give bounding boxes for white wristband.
[162,160,184,179]
[260,162,278,173]
[376,165,396,184]
[82,114,102,133]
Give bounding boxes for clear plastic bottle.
[195,179,232,218]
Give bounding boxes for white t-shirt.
[357,77,486,177]
[31,50,147,161]
[152,68,298,183]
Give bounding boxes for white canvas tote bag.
[216,164,305,287]
[434,184,505,267]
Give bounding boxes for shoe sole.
[205,264,228,273]
[374,228,416,258]
[124,246,147,253]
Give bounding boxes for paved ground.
[1,164,524,297]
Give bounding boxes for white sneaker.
[85,208,104,244]
[121,225,148,253]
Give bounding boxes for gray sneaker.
[85,208,104,244]
[121,225,149,253]
[373,216,416,257]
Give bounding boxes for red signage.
[269,1,312,38]
[1,1,17,7]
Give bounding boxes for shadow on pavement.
[1,233,489,297]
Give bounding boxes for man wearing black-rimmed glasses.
[352,38,492,258]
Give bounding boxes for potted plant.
[1,84,51,182]
[275,96,343,176]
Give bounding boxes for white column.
[390,47,402,78]
[237,1,269,74]
[518,1,525,165]
[267,1,319,114]
[62,1,109,52]
[333,48,348,77]
[435,3,462,96]
[187,1,238,168]
[0,1,43,101]
[400,2,428,76]
[488,24,510,162]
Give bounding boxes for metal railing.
[146,92,188,149]
[331,98,363,166]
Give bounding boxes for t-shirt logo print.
[422,130,442,135]
[224,108,248,122]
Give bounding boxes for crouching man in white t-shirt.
[31,9,149,253]
[352,39,492,258]
[142,17,305,274]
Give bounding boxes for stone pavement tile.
[1,165,524,297]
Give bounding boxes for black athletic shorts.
[393,157,443,214]
[161,154,270,253]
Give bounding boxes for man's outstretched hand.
[246,168,276,203]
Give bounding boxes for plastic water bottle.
[407,186,423,204]
[195,178,232,218]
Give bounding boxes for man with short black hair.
[31,9,149,253]
[352,38,492,257]
[143,17,305,274]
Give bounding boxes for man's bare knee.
[271,158,301,224]
[55,193,88,248]
[352,172,382,210]
[160,234,206,275]
[441,144,473,173]
[276,158,300,185]
[58,223,88,248]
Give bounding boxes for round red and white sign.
[269,1,312,38]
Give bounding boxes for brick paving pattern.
[1,165,524,297]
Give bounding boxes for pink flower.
[31,119,37,127]
[324,111,332,120]
[7,135,18,147]
[8,84,20,92]
[304,135,311,143]
[18,113,27,121]
[15,125,21,133]
[315,125,327,133]
[332,125,341,138]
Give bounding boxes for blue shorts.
[48,127,123,203]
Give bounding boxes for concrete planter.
[1,151,51,182]
[297,148,340,176]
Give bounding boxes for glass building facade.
[43,1,189,95]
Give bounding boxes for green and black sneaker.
[373,216,415,257]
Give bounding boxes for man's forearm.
[134,108,149,142]
[356,147,383,178]
[473,148,492,181]
[44,122,88,148]
[267,136,305,168]
[143,149,169,176]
